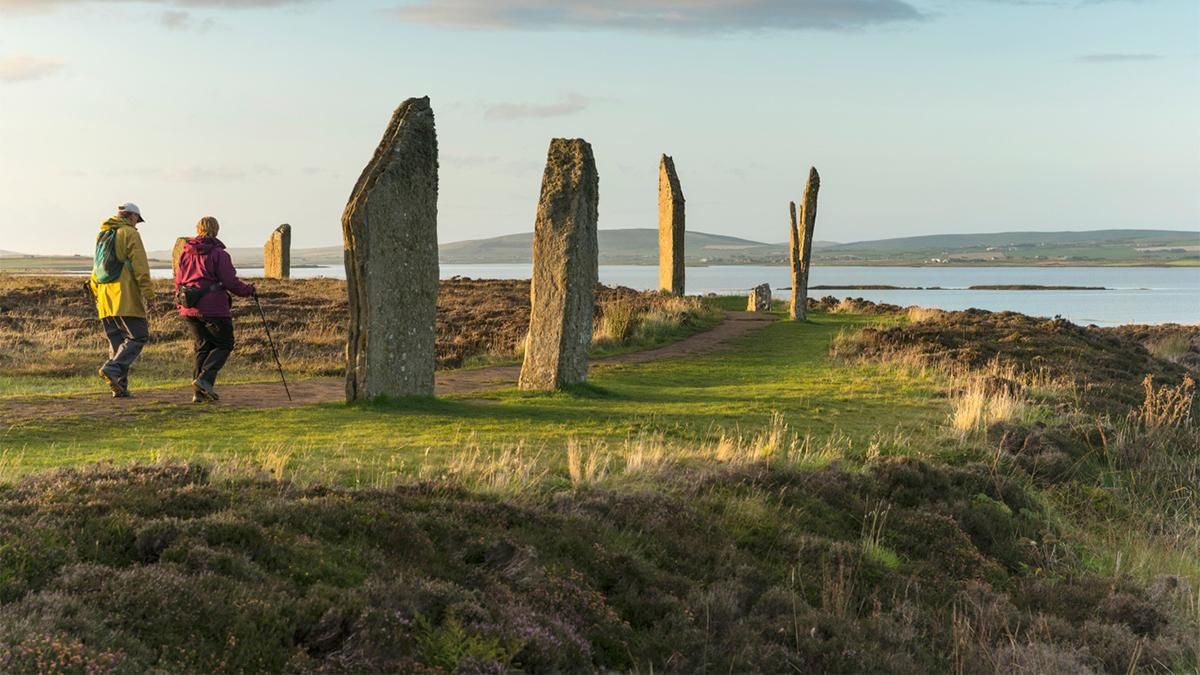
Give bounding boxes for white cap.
[117,202,143,219]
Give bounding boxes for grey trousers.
[101,316,149,385]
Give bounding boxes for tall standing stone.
[171,237,188,278]
[341,97,439,401]
[790,168,821,321]
[263,223,291,279]
[788,201,801,320]
[658,154,685,295]
[518,138,600,391]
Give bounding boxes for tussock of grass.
[1145,333,1192,363]
[593,298,636,343]
[1136,373,1195,432]
[566,438,609,487]
[906,306,946,323]
[949,378,1031,435]
[591,295,721,355]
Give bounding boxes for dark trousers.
[101,316,149,386]
[183,316,235,386]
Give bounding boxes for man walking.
[90,202,155,398]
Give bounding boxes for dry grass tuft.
[567,439,609,487]
[594,299,636,343]
[256,446,293,482]
[1136,374,1194,432]
[1144,333,1192,364]
[593,295,714,346]
[447,442,549,494]
[906,306,945,323]
[621,434,670,475]
[950,378,1029,435]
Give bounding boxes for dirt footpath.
[0,311,774,426]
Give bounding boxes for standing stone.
[791,168,821,321]
[747,283,772,312]
[171,237,188,278]
[518,138,600,391]
[341,97,439,401]
[788,201,801,320]
[658,154,685,295]
[263,224,291,279]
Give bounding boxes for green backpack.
[92,229,126,283]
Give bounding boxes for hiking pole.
[252,293,292,402]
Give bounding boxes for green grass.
[0,311,946,483]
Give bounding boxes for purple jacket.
[175,237,255,318]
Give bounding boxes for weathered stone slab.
[171,237,188,278]
[747,283,772,312]
[263,223,291,279]
[788,201,800,319]
[791,168,820,320]
[518,138,600,391]
[341,97,439,401]
[658,154,685,295]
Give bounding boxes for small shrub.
[0,633,127,675]
[414,612,520,671]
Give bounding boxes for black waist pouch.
[175,282,222,309]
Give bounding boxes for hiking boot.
[193,378,219,401]
[191,392,206,403]
[99,367,130,398]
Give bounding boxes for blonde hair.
[196,216,220,238]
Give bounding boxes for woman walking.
[174,216,256,402]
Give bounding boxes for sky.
[0,0,1197,256]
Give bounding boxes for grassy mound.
[1,461,1194,673]
[836,308,1193,415]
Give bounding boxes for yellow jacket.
[90,216,154,319]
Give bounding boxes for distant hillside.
[16,228,1200,273]
[820,229,1200,265]
[440,229,789,264]
[439,228,1200,266]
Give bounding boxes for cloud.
[484,93,590,121]
[0,55,64,83]
[389,0,925,33]
[160,9,215,30]
[0,0,315,14]
[1077,52,1163,63]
